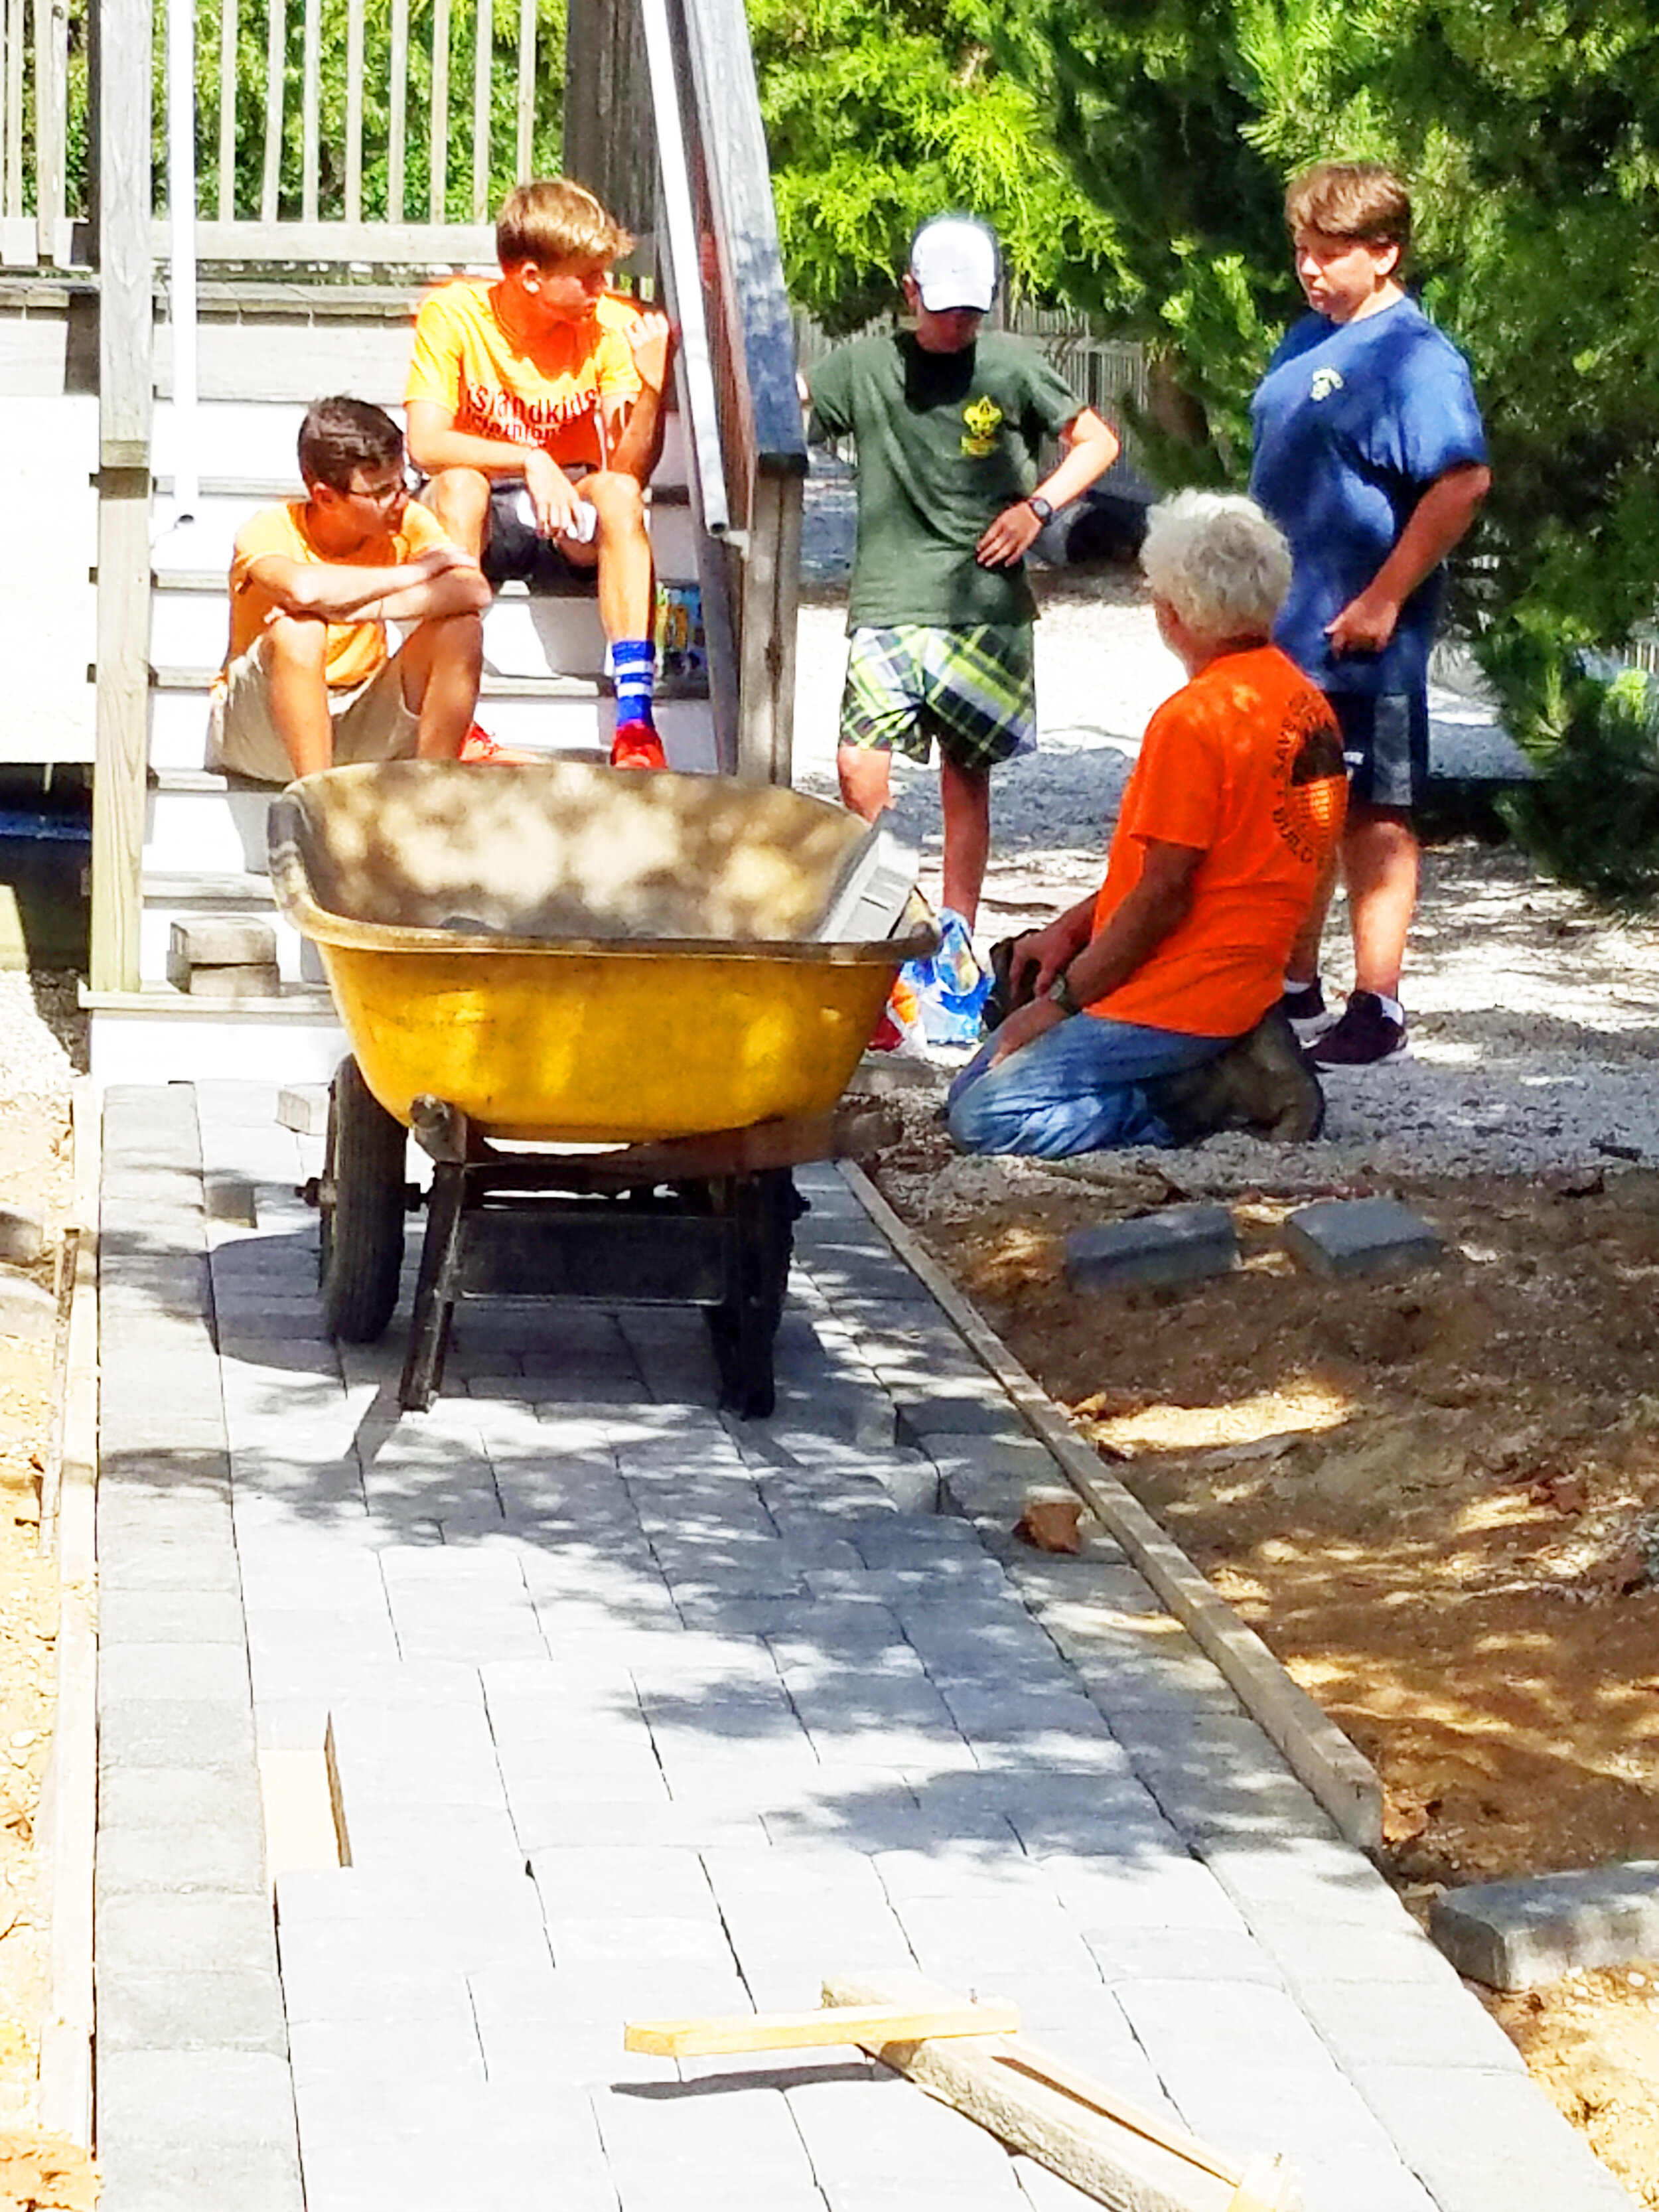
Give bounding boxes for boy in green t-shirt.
[806,215,1119,976]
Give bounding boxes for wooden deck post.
[562,0,653,236]
[89,0,153,995]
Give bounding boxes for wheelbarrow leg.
[707,1169,795,1420]
[400,1159,469,1412]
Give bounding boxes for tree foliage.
[974,0,1659,897]
[749,0,1131,331]
[157,0,567,228]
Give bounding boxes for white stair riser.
[139,899,320,988]
[89,1007,349,1092]
[153,400,309,485]
[148,686,636,772]
[150,586,611,679]
[152,400,691,493]
[145,785,277,875]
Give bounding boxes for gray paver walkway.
[94,1081,1636,2212]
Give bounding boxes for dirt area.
[873,1126,1659,2206]
[0,1090,71,2136]
[0,976,82,2146]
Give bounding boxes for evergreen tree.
[749,0,1131,331]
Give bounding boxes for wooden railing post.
[88,0,152,996]
[563,0,652,236]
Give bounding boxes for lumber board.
[624,1998,1021,2058]
[824,1974,1297,2212]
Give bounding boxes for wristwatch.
[1048,969,1082,1017]
[1027,495,1054,526]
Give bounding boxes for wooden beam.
[561,0,652,236]
[91,0,153,997]
[624,1998,1021,2059]
[822,1975,1297,2212]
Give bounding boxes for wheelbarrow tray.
[269,760,933,1144]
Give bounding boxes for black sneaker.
[1309,990,1407,1067]
[1281,978,1327,1029]
[1148,1005,1325,1144]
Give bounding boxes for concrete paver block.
[169,917,279,972]
[0,1203,44,1266]
[97,2047,300,2151]
[96,1818,265,1899]
[98,1966,288,2054]
[0,1269,52,1331]
[1283,1196,1445,1280]
[1430,1860,1659,1989]
[1063,1203,1239,1291]
[99,1890,279,1979]
[276,1085,331,1138]
[95,2140,302,2212]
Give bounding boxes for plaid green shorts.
[839,623,1037,771]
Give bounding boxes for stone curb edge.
[839,1159,1385,1856]
[37,1075,100,2141]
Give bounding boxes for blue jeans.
[947,1014,1230,1158]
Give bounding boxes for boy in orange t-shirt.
[211,396,488,784]
[948,492,1346,1157]
[406,177,674,769]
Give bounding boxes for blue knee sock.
[611,638,656,727]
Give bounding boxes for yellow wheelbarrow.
[269,759,934,1414]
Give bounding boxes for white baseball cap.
[908,216,999,313]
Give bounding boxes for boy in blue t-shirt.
[1250,161,1490,1065]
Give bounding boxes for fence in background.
[1,0,78,265]
[794,307,1149,468]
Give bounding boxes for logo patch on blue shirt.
[1309,367,1344,402]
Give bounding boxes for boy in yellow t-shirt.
[406,177,674,770]
[211,396,489,785]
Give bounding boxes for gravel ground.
[796,471,1659,1189]
[0,973,83,1102]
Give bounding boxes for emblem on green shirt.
[960,396,1004,457]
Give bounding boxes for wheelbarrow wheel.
[319,1057,407,1343]
[707,1169,795,1420]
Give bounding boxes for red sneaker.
[610,720,668,771]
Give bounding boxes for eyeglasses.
[346,471,414,506]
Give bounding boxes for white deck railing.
[1,0,76,265]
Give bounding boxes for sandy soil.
[872,1124,1659,2205]
[0,1086,74,2132]
[0,977,82,2134]
[830,563,1659,2205]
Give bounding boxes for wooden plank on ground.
[822,1974,1298,2212]
[625,1998,1021,2059]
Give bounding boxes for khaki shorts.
[208,635,419,786]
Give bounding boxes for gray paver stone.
[1429,1860,1659,1990]
[100,1889,279,1978]
[170,915,279,970]
[99,1696,256,1771]
[0,1203,44,1266]
[277,1084,330,1136]
[1282,1197,1445,1281]
[97,2047,299,2152]
[98,1966,288,2053]
[96,1817,265,1899]
[0,1270,52,1331]
[1063,1204,1238,1291]
[96,2140,302,2212]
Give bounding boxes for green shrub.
[1482,619,1659,911]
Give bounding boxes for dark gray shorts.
[1330,689,1429,811]
[480,482,599,593]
